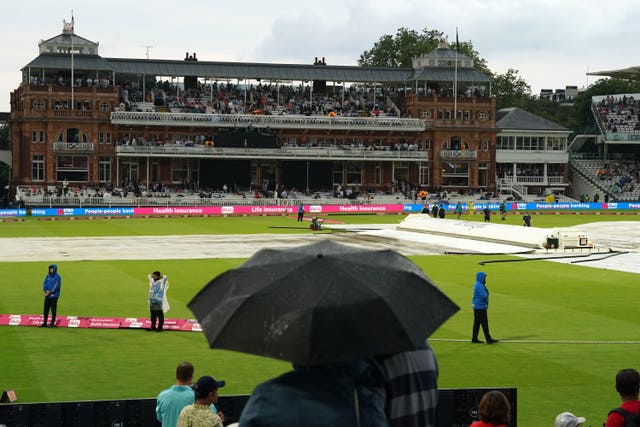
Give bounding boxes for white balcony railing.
[439,150,478,159]
[110,111,425,132]
[115,145,429,161]
[52,142,95,151]
[500,175,567,185]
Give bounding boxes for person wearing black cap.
[177,375,225,427]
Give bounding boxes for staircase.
[497,178,527,199]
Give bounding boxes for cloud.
[2,0,640,110]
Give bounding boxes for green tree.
[358,27,491,74]
[493,68,533,110]
[0,124,8,149]
[359,28,440,68]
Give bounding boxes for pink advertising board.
[133,204,405,216]
[0,314,203,331]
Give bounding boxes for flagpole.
[454,27,458,123]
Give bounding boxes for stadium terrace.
[7,19,640,210]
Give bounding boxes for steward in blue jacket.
[472,272,488,310]
[41,264,61,327]
[471,272,498,344]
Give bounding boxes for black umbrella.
[188,240,459,366]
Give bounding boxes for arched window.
[57,128,89,143]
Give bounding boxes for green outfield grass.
[0,210,638,237]
[0,213,639,426]
[0,213,406,237]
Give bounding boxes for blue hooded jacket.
[472,272,488,309]
[43,264,61,299]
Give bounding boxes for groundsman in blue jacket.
[41,264,61,327]
[471,272,498,344]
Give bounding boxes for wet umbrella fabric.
[188,240,459,366]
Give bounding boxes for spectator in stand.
[605,368,640,427]
[157,362,195,427]
[469,390,511,427]
[177,375,226,427]
[40,264,61,328]
[373,342,438,427]
[554,411,586,427]
[238,361,388,427]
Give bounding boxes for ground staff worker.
[471,271,498,344]
[41,264,61,328]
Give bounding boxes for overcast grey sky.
[2,0,638,111]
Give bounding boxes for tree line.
[359,27,640,140]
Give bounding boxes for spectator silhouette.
[372,342,438,427]
[238,360,389,427]
[554,411,585,427]
[156,362,195,427]
[469,390,511,427]
[606,368,640,427]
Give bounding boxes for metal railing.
[115,145,429,160]
[110,111,425,132]
[52,142,95,152]
[19,194,401,209]
[439,150,478,159]
[500,175,567,185]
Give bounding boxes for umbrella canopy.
[188,240,459,366]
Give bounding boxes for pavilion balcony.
[52,142,95,152]
[115,145,428,161]
[500,175,568,185]
[110,111,425,132]
[439,149,478,159]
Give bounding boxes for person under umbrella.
[188,240,458,366]
[238,360,388,427]
[188,240,459,427]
